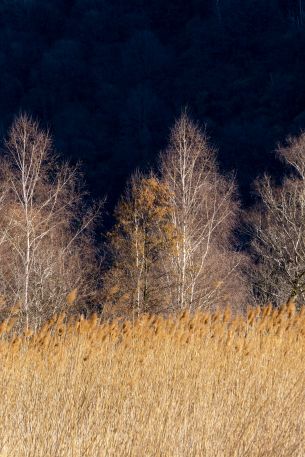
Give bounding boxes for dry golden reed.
[0,304,304,456]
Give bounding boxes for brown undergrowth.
[0,304,304,456]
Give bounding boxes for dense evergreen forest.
[1,0,305,212]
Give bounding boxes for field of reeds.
[0,304,304,457]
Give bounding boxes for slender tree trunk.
[21,136,31,329]
[134,214,142,317]
[24,226,30,329]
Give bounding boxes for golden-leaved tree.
[103,173,177,318]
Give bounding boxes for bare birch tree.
[160,113,247,312]
[0,114,101,328]
[248,132,305,307]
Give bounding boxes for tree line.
[1,113,305,328]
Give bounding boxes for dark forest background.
[1,0,305,218]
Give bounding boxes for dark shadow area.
[0,0,304,223]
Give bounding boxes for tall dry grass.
[0,304,304,456]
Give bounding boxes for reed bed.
[0,304,304,457]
